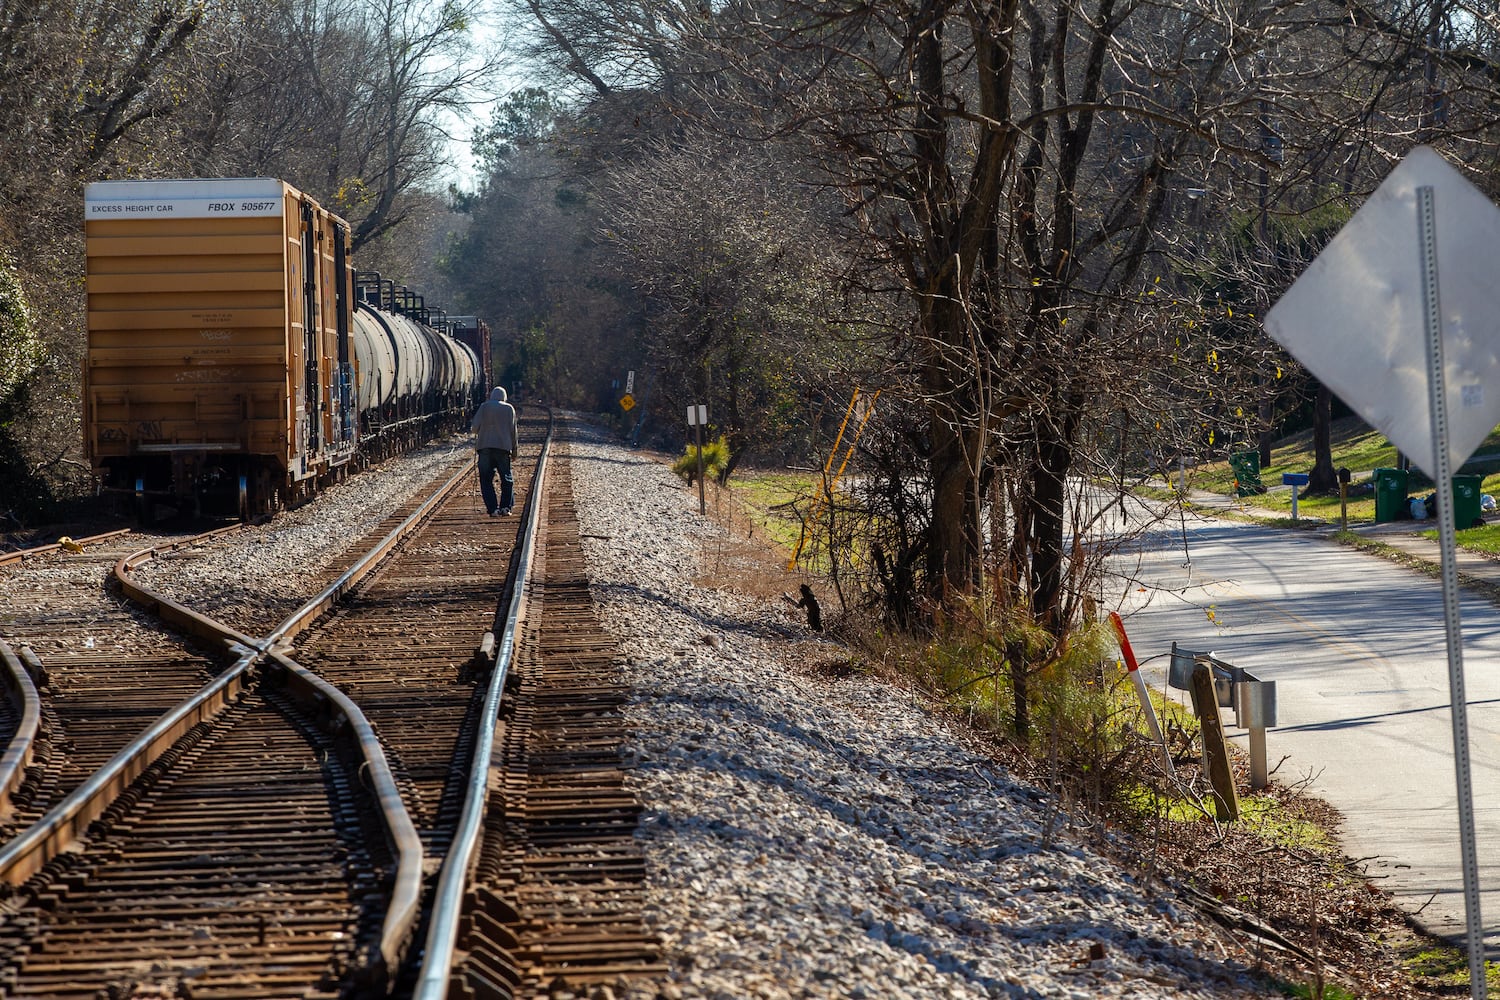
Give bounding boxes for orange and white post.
[1109,612,1174,777]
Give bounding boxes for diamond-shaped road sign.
[1265,144,1499,999]
[1263,146,1500,478]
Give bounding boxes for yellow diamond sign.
[619,393,636,412]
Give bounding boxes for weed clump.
[672,436,730,486]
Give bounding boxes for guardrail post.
[1234,678,1277,791]
[1170,644,1278,804]
[1190,662,1240,821]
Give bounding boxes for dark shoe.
[487,509,497,517]
[500,507,512,516]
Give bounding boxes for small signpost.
[1264,146,1500,999]
[1282,472,1309,520]
[619,393,636,412]
[1338,467,1351,531]
[687,403,707,514]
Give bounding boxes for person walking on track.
[470,387,518,516]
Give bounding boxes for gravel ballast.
[133,440,473,634]
[565,419,1274,1000]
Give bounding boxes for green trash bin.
[1374,467,1409,523]
[1453,475,1483,529]
[1228,450,1263,497]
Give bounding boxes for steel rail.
[252,455,479,989]
[0,642,260,886]
[414,408,554,1000]
[261,647,424,991]
[0,456,474,989]
[264,457,476,646]
[0,527,132,566]
[0,639,40,821]
[0,521,261,884]
[113,521,263,650]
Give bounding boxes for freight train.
[82,178,490,521]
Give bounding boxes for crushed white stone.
[566,419,1274,1000]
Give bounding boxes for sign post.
[1281,472,1309,520]
[1416,185,1485,994]
[687,404,707,514]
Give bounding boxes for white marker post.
[1108,612,1173,777]
[687,404,707,514]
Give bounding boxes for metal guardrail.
[1170,643,1278,789]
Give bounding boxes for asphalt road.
[1106,503,1500,950]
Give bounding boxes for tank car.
[445,314,493,407]
[83,177,480,520]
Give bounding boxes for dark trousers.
[478,448,513,513]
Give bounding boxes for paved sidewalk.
[1181,485,1500,592]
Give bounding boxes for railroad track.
[455,434,663,997]
[0,415,662,998]
[0,526,236,839]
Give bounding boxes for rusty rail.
[0,527,132,566]
[0,641,259,886]
[0,640,40,821]
[415,409,554,999]
[0,458,476,987]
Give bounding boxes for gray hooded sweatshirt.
[470,387,518,452]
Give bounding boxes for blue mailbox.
[1283,472,1310,519]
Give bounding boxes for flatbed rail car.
[83,178,479,520]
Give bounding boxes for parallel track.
[0,416,662,998]
[458,433,664,997]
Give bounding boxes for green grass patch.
[1420,522,1500,553]
[1115,782,1211,823]
[724,469,814,553]
[1236,795,1336,853]
[1112,784,1335,850]
[1400,943,1500,993]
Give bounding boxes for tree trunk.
[1009,639,1030,742]
[922,281,986,603]
[1029,424,1074,634]
[928,414,980,600]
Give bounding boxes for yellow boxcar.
[84,178,357,517]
